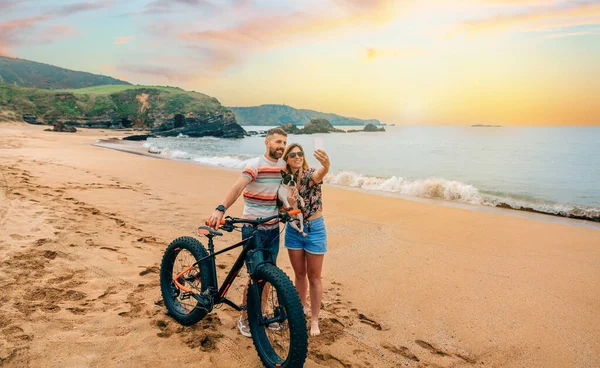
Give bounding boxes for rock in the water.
[279,123,302,134]
[123,134,156,141]
[363,123,385,132]
[301,118,345,134]
[348,123,386,133]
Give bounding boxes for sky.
[1,0,599,125]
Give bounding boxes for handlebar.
[205,209,301,230]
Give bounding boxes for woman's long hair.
[282,143,309,174]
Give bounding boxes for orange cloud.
[114,35,133,45]
[365,46,423,61]
[449,1,600,36]
[176,0,398,73]
[367,48,378,60]
[545,29,600,38]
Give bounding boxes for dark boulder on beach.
[44,121,77,133]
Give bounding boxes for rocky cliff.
[0,83,246,138]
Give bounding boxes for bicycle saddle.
[197,226,223,237]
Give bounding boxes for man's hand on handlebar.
[207,209,224,230]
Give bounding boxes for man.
[207,127,289,337]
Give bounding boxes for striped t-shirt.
[241,155,286,229]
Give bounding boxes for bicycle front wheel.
[247,264,308,368]
[160,236,215,325]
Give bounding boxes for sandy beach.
[1,122,599,368]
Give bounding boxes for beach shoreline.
[1,123,599,368]
[93,137,600,230]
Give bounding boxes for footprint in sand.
[357,313,388,331]
[139,265,159,276]
[381,343,420,362]
[310,352,351,368]
[100,246,118,252]
[415,340,451,357]
[9,234,25,240]
[136,236,158,243]
[153,314,224,351]
[33,238,52,247]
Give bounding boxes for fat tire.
[247,264,308,368]
[160,236,214,325]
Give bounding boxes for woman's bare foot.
[310,319,320,336]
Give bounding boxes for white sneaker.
[263,314,282,331]
[238,316,251,338]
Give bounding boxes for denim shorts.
[242,225,280,263]
[285,217,327,255]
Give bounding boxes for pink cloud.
[0,47,13,57]
[0,2,114,55]
[117,64,189,80]
[38,24,80,43]
[114,35,133,45]
[56,1,114,16]
[175,0,398,74]
[126,0,213,16]
[0,15,52,55]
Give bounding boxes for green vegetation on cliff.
[0,82,230,128]
[0,56,131,89]
[229,104,381,126]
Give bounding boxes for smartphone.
[313,137,324,152]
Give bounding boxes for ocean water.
[141,126,600,221]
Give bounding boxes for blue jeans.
[242,225,280,264]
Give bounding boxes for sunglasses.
[288,151,304,159]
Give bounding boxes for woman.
[282,143,330,336]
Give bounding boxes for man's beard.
[269,147,284,159]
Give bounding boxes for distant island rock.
[472,124,502,127]
[348,124,385,133]
[279,123,303,134]
[278,118,345,135]
[229,104,381,127]
[302,118,345,134]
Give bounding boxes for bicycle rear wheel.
[247,264,308,368]
[160,236,215,325]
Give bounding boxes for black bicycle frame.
[191,227,275,312]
